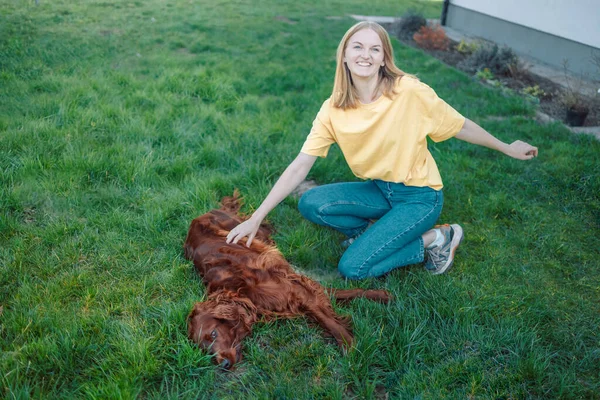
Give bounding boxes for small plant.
[413,24,449,51]
[558,90,588,112]
[474,68,503,90]
[456,39,478,55]
[458,44,518,76]
[558,61,597,112]
[521,85,546,98]
[557,60,599,126]
[475,68,494,81]
[506,58,530,79]
[395,9,427,39]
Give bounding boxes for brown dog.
[184,193,390,369]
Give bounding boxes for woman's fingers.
[528,146,539,157]
[246,231,257,247]
[225,230,236,244]
[520,141,538,157]
[511,140,538,160]
[226,225,244,244]
[225,220,259,246]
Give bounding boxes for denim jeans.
[298,180,443,279]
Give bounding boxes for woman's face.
[343,28,385,80]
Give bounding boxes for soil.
[386,26,599,127]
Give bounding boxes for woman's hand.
[505,140,538,160]
[224,153,317,247]
[226,217,262,247]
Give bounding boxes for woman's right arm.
[226,152,318,246]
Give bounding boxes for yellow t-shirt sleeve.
[417,82,466,143]
[300,99,335,158]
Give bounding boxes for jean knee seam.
[316,202,388,231]
[317,201,387,213]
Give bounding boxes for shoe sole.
[430,224,464,275]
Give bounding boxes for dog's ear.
[220,190,242,214]
[209,298,256,333]
[183,243,195,260]
[187,302,206,341]
[210,302,237,321]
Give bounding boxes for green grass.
[1,0,599,398]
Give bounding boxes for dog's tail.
[220,190,242,214]
[327,288,391,304]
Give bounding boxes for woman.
[226,21,538,279]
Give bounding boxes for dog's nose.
[220,359,232,370]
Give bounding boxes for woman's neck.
[353,75,381,104]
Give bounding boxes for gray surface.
[445,5,600,82]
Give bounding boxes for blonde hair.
[332,21,413,109]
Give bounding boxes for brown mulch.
[385,25,599,127]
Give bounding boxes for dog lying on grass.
[184,192,391,369]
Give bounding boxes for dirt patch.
[99,29,123,36]
[385,24,599,127]
[274,16,298,25]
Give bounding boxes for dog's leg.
[304,304,354,350]
[327,289,391,304]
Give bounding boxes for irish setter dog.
[184,192,391,369]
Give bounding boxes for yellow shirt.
[300,77,465,190]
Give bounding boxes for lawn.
[1,0,599,398]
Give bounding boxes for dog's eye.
[211,329,218,339]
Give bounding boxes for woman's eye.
[372,48,380,52]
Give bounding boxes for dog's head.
[187,298,254,369]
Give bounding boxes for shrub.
[458,44,518,76]
[475,68,494,81]
[506,58,531,79]
[558,61,597,113]
[456,39,478,55]
[559,90,591,113]
[395,9,427,39]
[521,85,546,98]
[413,24,449,51]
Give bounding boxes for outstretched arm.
[226,152,317,246]
[455,118,538,160]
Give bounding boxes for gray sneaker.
[341,220,375,248]
[341,236,357,248]
[425,224,464,275]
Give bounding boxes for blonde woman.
[226,22,537,279]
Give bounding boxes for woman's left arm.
[455,118,538,160]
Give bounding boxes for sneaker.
[425,224,464,275]
[341,221,374,248]
[341,236,355,248]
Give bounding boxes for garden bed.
[385,24,599,127]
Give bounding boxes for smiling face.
[343,28,385,80]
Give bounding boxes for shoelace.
[427,244,448,265]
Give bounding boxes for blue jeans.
[298,180,443,279]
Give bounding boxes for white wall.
[450,0,600,48]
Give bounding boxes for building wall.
[446,0,600,78]
[450,0,599,48]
